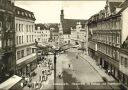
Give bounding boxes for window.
[32,25,33,32]
[124,58,128,67]
[30,35,31,42]
[21,50,24,58]
[121,57,124,65]
[19,36,21,44]
[26,25,28,32]
[32,35,33,42]
[117,36,120,44]
[22,24,23,32]
[26,48,29,55]
[17,36,18,45]
[17,51,20,60]
[22,36,23,43]
[32,48,35,53]
[19,24,20,31]
[16,23,18,31]
[29,25,31,32]
[27,35,28,42]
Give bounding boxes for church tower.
[60,9,64,23]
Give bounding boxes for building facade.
[15,6,37,77]
[59,9,87,49]
[117,1,128,88]
[35,24,50,46]
[70,22,88,53]
[88,0,128,89]
[0,0,15,83]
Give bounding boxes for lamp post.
[49,44,69,90]
[54,51,57,90]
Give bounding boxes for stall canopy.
[0,75,22,89]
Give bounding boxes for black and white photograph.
[0,0,128,90]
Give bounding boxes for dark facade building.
[0,0,15,83]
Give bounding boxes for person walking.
[68,64,70,68]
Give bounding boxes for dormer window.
[25,13,27,16]
[17,11,20,15]
[29,14,31,17]
[22,12,24,16]
[32,15,34,18]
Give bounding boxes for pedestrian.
[68,64,70,68]
[20,82,24,87]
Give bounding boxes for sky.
[15,1,106,23]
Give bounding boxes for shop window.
[32,48,35,53]
[17,51,20,60]
[124,58,128,68]
[27,48,31,55]
[21,50,24,58]
[121,57,124,65]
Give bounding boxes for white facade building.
[35,26,50,46]
[70,22,88,53]
[15,6,37,77]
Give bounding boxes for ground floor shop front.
[88,48,128,89]
[16,60,37,77]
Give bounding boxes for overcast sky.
[15,1,106,23]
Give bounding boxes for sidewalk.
[79,53,115,83]
[40,70,54,90]
[23,58,54,90]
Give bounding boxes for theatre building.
[15,6,37,77]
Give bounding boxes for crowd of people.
[21,56,54,89]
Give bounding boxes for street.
[23,48,120,90]
[56,49,102,90]
[55,48,120,90]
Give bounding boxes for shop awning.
[30,46,37,49]
[0,75,22,89]
[16,53,37,65]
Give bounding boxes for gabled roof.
[62,19,87,34]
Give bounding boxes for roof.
[15,6,36,20]
[109,2,122,13]
[35,24,48,30]
[62,19,87,34]
[49,23,59,32]
[118,0,128,13]
[35,23,59,32]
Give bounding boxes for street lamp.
[53,51,57,90]
[37,43,70,90]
